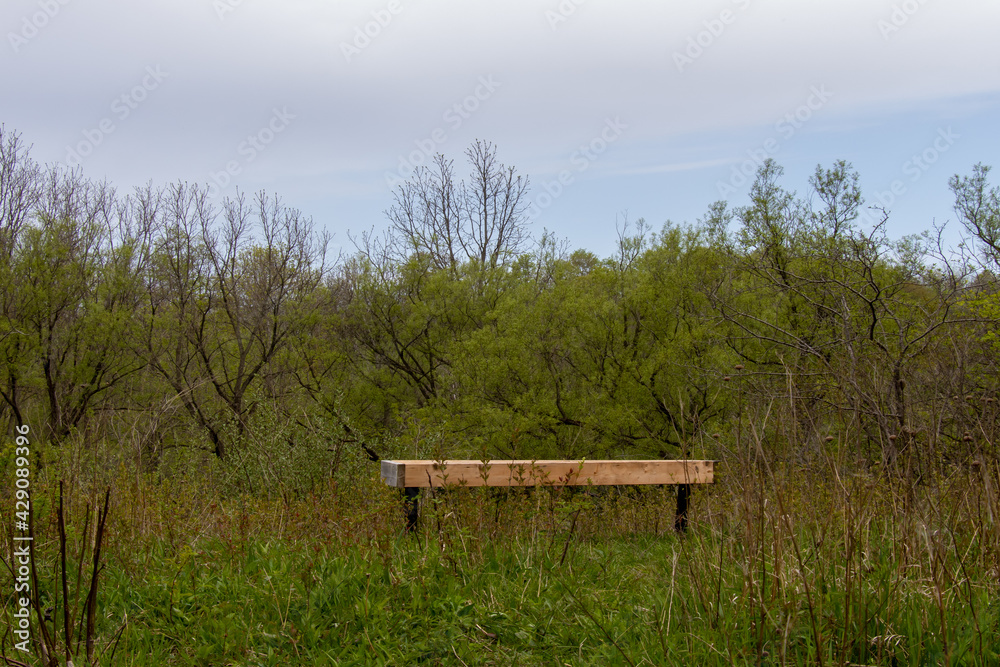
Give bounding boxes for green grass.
[6,464,1000,666]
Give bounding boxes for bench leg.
[674,484,690,533]
[404,487,420,532]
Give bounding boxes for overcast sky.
[3,0,999,257]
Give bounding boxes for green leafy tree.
[142,184,328,458]
[712,160,976,468]
[451,221,730,459]
[7,170,150,442]
[950,163,1000,270]
[0,125,41,430]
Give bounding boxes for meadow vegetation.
[2,124,1000,664]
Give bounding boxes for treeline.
[1,126,998,482]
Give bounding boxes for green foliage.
[7,132,1000,663]
[966,281,1000,351]
[216,396,367,499]
[1,136,997,484]
[0,174,146,442]
[950,163,1000,270]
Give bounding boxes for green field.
[5,443,999,666]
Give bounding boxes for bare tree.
[0,125,41,258]
[461,139,530,269]
[385,139,530,274]
[385,154,463,273]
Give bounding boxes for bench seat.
[381,459,715,488]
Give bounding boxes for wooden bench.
[380,459,715,532]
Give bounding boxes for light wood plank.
[380,460,714,488]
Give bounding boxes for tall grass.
[3,424,999,665]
